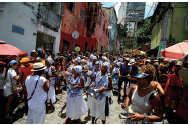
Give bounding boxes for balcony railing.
[38,4,62,32]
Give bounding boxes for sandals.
[48,107,55,114]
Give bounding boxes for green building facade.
[150,2,188,49]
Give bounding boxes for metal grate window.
[79,9,84,22]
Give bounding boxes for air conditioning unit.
[0,7,4,11]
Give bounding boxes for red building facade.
[59,2,110,53]
[96,6,110,52]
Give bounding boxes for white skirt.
[3,85,12,97]
[85,77,91,87]
[87,95,93,110]
[47,86,56,103]
[66,95,88,119]
[90,97,110,120]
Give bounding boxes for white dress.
[66,75,88,119]
[44,66,56,103]
[90,72,111,120]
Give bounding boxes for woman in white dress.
[44,57,58,113]
[63,66,88,124]
[90,63,112,124]
[87,61,100,110]
[3,60,22,118]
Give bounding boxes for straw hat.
[123,53,128,57]
[31,62,47,71]
[179,68,188,84]
[31,50,37,53]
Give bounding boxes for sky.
[101,2,156,19]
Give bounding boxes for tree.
[135,19,151,47]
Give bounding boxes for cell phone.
[46,72,49,76]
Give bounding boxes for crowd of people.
[0,47,188,124]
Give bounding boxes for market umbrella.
[133,51,146,55]
[161,40,188,60]
[0,40,28,59]
[132,49,140,52]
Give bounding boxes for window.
[103,21,105,32]
[79,9,84,22]
[99,13,102,25]
[68,2,75,14]
[95,4,98,13]
[87,17,91,30]
[93,23,96,34]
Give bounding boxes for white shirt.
[25,75,47,109]
[5,68,17,87]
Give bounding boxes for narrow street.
[11,85,165,124]
[13,87,126,124]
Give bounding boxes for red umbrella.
[0,40,28,59]
[161,40,188,60]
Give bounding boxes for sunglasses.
[136,78,144,80]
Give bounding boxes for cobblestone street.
[13,88,127,124]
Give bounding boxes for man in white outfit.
[25,62,50,124]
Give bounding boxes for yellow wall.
[168,2,188,43]
[151,22,162,49]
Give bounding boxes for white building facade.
[0,2,63,56]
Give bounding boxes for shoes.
[48,107,55,114]
[109,100,113,104]
[5,115,12,119]
[117,97,121,104]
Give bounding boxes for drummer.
[90,62,112,124]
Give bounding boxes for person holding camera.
[127,59,141,95]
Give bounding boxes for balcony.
[38,4,62,32]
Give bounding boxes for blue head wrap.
[10,60,17,66]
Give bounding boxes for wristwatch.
[143,113,149,123]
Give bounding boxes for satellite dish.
[72,31,79,39]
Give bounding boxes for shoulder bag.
[9,69,23,94]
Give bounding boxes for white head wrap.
[47,57,54,65]
[74,66,82,73]
[92,56,97,60]
[90,54,94,58]
[76,57,81,63]
[103,62,110,69]
[117,62,121,67]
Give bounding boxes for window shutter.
[68,2,70,8]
